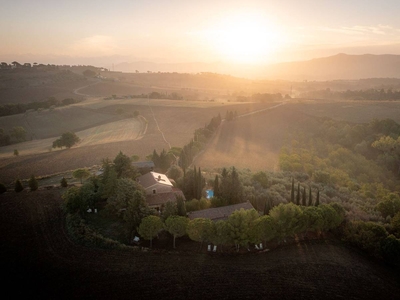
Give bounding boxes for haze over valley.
[2,1,400,299]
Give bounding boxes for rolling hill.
[264,53,400,80]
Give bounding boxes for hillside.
[265,54,400,81]
[1,189,399,300]
[0,68,87,104]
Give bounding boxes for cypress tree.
[302,186,307,206]
[290,178,295,203]
[264,198,270,215]
[28,174,38,191]
[308,186,312,206]
[315,190,320,206]
[14,179,23,193]
[214,175,219,198]
[193,166,197,199]
[296,183,300,205]
[198,167,202,199]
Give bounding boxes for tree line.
[137,202,344,251]
[0,97,80,117]
[300,88,400,101]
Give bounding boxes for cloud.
[319,24,396,36]
[68,35,120,56]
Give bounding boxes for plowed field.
[1,189,399,299]
[195,105,319,171]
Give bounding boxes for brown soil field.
[0,84,85,104]
[0,104,118,139]
[1,189,399,299]
[78,81,195,98]
[0,100,275,183]
[290,100,400,123]
[195,105,319,171]
[0,118,143,158]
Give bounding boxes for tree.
[113,151,137,178]
[296,183,300,205]
[138,215,163,248]
[72,168,90,184]
[100,158,117,199]
[290,178,295,203]
[53,132,80,149]
[315,190,320,206]
[376,193,400,218]
[83,69,96,77]
[252,171,269,188]
[301,206,323,235]
[161,201,178,221]
[302,186,307,206]
[227,209,259,251]
[166,165,183,182]
[11,126,26,142]
[187,218,214,249]
[60,177,68,187]
[372,135,400,175]
[269,203,303,241]
[392,211,400,236]
[28,175,38,191]
[61,182,99,215]
[164,216,189,248]
[308,186,313,206]
[176,195,187,216]
[107,178,143,214]
[252,215,276,245]
[209,220,231,250]
[214,175,220,198]
[123,190,152,240]
[14,179,23,193]
[318,204,343,232]
[131,155,140,162]
[13,149,19,156]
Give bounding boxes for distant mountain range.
[264,53,400,81]
[115,54,400,81]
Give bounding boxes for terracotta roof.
[188,202,255,221]
[146,188,186,207]
[137,171,173,189]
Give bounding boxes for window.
[152,189,156,194]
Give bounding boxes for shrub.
[28,175,38,191]
[14,179,23,193]
[66,213,129,249]
[60,177,68,187]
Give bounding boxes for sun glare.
[207,12,282,64]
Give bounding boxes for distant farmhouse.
[137,171,185,210]
[188,202,255,221]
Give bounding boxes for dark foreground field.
[1,190,399,300]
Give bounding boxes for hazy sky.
[2,0,400,66]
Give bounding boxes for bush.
[66,213,129,249]
[342,221,388,257]
[60,177,68,187]
[14,179,23,193]
[28,175,38,191]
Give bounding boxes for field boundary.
[148,98,172,149]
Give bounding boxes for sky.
[2,0,400,68]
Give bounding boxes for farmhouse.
[137,171,185,210]
[188,202,255,221]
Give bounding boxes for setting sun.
[207,12,282,64]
